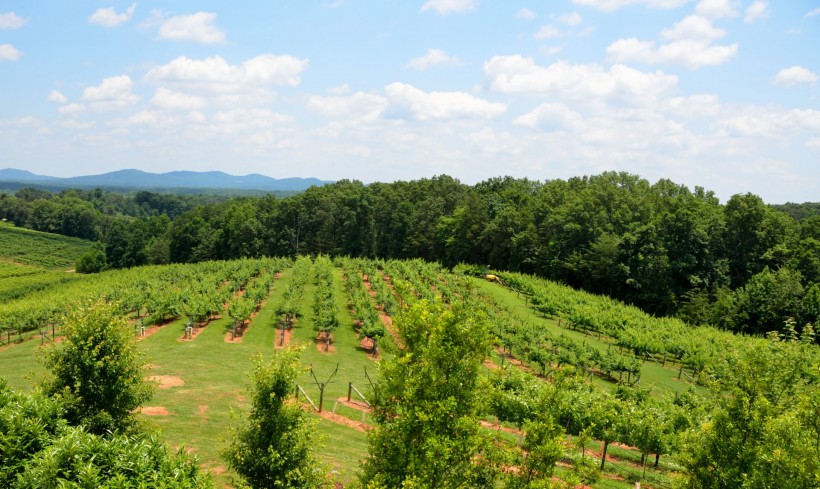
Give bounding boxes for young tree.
[360,300,496,488]
[223,348,327,489]
[40,299,152,434]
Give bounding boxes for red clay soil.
[146,375,185,389]
[335,397,372,413]
[140,406,171,416]
[315,409,371,433]
[273,327,294,349]
[357,336,382,360]
[179,321,208,342]
[484,359,501,370]
[224,319,250,343]
[315,332,337,353]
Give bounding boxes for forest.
[1,171,818,338]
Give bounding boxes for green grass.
[472,277,704,398]
[0,261,683,489]
[0,221,95,270]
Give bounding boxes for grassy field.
[0,222,94,270]
[0,259,683,488]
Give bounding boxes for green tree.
[223,348,327,489]
[680,339,819,488]
[360,300,495,488]
[40,300,152,434]
[0,379,211,489]
[75,245,107,273]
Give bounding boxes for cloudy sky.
[0,1,818,203]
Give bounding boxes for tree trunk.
[600,440,609,471]
[654,452,660,468]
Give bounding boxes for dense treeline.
[1,172,818,337]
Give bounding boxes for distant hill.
[0,221,94,270]
[0,168,331,192]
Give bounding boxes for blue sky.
[0,1,818,203]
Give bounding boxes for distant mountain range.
[0,168,331,192]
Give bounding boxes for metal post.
[348,382,353,402]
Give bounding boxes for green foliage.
[40,299,152,434]
[0,379,211,489]
[0,221,94,269]
[223,348,327,489]
[360,300,496,488]
[76,245,107,273]
[679,338,820,488]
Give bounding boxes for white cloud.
[557,12,583,26]
[807,8,820,17]
[48,90,68,104]
[328,84,351,95]
[744,1,768,23]
[0,44,22,61]
[484,55,678,104]
[517,8,536,20]
[421,0,476,15]
[150,87,208,110]
[384,82,506,120]
[154,11,226,44]
[405,49,464,70]
[144,54,309,92]
[715,107,820,139]
[662,15,725,41]
[534,25,563,39]
[308,92,388,121]
[88,3,136,27]
[571,0,690,12]
[115,110,181,129]
[695,0,739,19]
[81,75,139,109]
[59,103,86,116]
[773,66,818,87]
[607,37,737,69]
[0,12,28,30]
[514,103,586,131]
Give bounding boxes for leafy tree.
[76,245,107,273]
[0,380,211,489]
[40,299,152,434]
[223,348,327,489]
[680,338,819,488]
[360,300,495,488]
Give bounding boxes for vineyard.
[1,254,818,487]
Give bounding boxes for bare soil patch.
[315,332,336,353]
[316,409,371,433]
[358,336,381,360]
[335,397,372,413]
[273,326,294,349]
[140,406,170,416]
[179,321,208,342]
[147,375,185,389]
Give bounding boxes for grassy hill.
[0,221,94,270]
[0,257,704,488]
